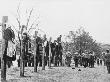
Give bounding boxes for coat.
[105,53,110,66]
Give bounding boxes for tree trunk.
[20,38,24,77]
[42,45,45,70]
[34,31,37,72]
[49,42,51,68]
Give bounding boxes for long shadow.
[20,75,32,78]
[6,75,32,82]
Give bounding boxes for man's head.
[43,34,47,41]
[22,32,27,40]
[60,35,62,38]
[54,40,56,43]
[106,49,109,53]
[89,51,93,54]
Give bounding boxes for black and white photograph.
[0,0,110,82]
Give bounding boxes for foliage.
[63,27,102,57]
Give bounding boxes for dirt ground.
[0,64,110,82]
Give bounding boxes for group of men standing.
[73,49,110,74]
[74,51,96,68]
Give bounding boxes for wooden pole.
[49,37,52,68]
[20,26,25,77]
[34,31,38,72]
[42,44,45,70]
[20,40,24,76]
[1,16,8,82]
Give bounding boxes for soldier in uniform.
[105,49,110,73]
[97,58,100,66]
[65,52,72,67]
[74,52,79,67]
[89,51,95,68]
[100,59,102,65]
[102,52,106,66]
[83,51,89,68]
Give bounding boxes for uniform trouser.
[59,56,62,66]
[55,56,59,66]
[97,60,99,65]
[18,59,20,67]
[7,61,12,68]
[107,66,110,73]
[28,60,31,67]
[25,60,27,67]
[66,57,71,67]
[100,60,102,65]
[91,61,94,67]
[75,60,78,67]
[106,62,110,73]
[83,58,88,67]
[90,61,94,68]
[51,51,55,63]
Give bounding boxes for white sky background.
[0,0,110,43]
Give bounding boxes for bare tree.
[13,4,39,76]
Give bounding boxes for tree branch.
[11,24,19,33]
[28,23,39,33]
[26,8,33,29]
[16,17,21,30]
[30,16,39,28]
[16,2,21,30]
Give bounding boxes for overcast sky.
[0,0,110,43]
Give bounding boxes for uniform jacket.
[105,53,110,62]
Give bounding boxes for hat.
[106,49,109,53]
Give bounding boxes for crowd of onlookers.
[65,51,106,68]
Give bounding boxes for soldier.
[100,59,102,65]
[74,52,79,67]
[65,52,72,67]
[105,49,110,73]
[83,51,89,68]
[102,52,106,66]
[89,52,95,68]
[97,58,100,66]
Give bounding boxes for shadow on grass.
[19,75,32,78]
[6,79,20,82]
[6,75,32,82]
